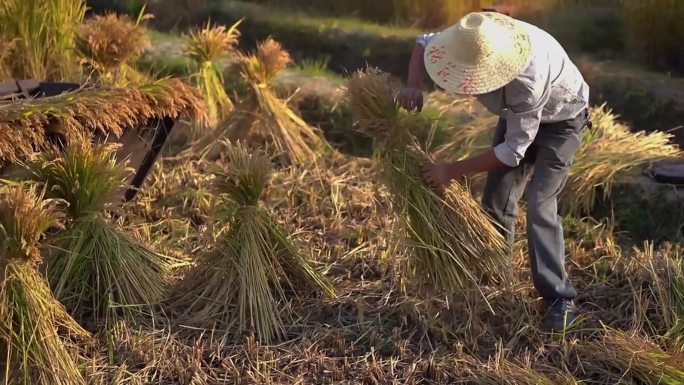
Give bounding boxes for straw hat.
[423,12,532,95]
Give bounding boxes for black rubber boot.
[543,299,577,332]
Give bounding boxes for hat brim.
[423,13,532,95]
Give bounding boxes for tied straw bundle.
[75,11,151,86]
[560,104,681,216]
[346,68,509,296]
[0,185,89,385]
[176,141,335,343]
[183,20,241,128]
[198,37,329,165]
[28,136,178,322]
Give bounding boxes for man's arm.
[399,33,439,111]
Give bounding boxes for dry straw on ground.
[28,137,178,323]
[0,78,208,164]
[183,20,241,127]
[76,12,151,85]
[198,38,329,165]
[561,104,681,216]
[346,67,509,297]
[0,184,89,385]
[175,141,335,343]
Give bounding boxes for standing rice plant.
[0,0,86,81]
[561,104,681,217]
[0,184,89,385]
[573,329,684,385]
[197,38,329,165]
[27,137,178,323]
[182,20,241,128]
[175,141,335,343]
[75,11,151,86]
[346,67,509,296]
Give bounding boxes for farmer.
[399,10,591,332]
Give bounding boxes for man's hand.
[399,87,424,112]
[421,162,460,189]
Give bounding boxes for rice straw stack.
[28,137,177,322]
[183,20,241,127]
[0,78,208,165]
[346,67,509,296]
[0,184,89,385]
[574,329,684,385]
[561,104,681,216]
[176,141,335,343]
[76,12,151,85]
[198,38,328,165]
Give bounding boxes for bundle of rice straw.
[561,104,681,216]
[0,184,89,385]
[76,12,151,85]
[183,20,241,128]
[175,141,335,343]
[346,68,509,296]
[198,38,328,165]
[28,136,177,322]
[574,329,684,385]
[0,78,208,164]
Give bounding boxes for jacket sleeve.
[493,62,551,167]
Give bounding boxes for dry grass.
[0,184,89,385]
[76,12,151,85]
[0,78,208,164]
[197,38,329,165]
[346,67,509,297]
[561,104,681,216]
[183,20,241,127]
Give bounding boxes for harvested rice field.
[1,2,684,384]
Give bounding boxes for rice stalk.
[183,20,241,127]
[561,104,681,216]
[28,137,177,323]
[346,67,509,296]
[573,329,684,385]
[0,184,89,385]
[456,352,574,385]
[175,141,335,343]
[76,11,152,86]
[0,0,86,81]
[0,78,208,164]
[197,38,329,165]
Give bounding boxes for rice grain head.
[76,12,151,84]
[0,184,89,385]
[0,78,209,164]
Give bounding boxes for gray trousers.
[482,110,589,300]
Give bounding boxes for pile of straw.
[183,20,241,127]
[0,78,208,164]
[76,12,151,85]
[28,137,177,322]
[346,68,509,296]
[176,141,335,342]
[574,329,684,384]
[0,184,89,385]
[199,38,328,164]
[561,104,681,216]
